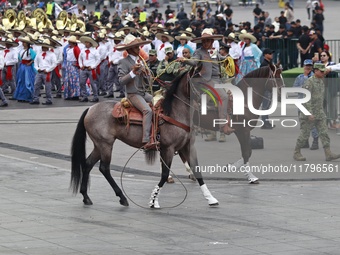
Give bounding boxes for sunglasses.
[320,55,327,57]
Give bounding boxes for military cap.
[313,63,326,71]
[149,49,157,55]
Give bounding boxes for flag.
[67,5,79,15]
[55,3,63,18]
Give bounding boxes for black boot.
[301,140,309,149]
[310,137,319,150]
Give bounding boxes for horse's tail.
[145,150,157,165]
[70,108,89,194]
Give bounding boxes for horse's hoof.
[209,202,219,207]
[83,198,93,205]
[249,180,260,184]
[150,204,161,209]
[120,198,129,206]
[167,176,175,183]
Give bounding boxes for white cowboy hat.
[18,35,35,44]
[79,36,99,48]
[42,35,62,47]
[68,35,80,43]
[238,32,257,43]
[156,32,174,43]
[0,38,19,47]
[35,38,56,48]
[175,33,192,41]
[191,28,222,43]
[125,14,134,22]
[116,34,152,51]
[118,25,137,34]
[179,27,196,38]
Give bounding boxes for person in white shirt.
[95,33,109,96]
[139,31,152,56]
[46,36,63,99]
[30,39,57,105]
[155,32,174,61]
[0,46,8,107]
[0,39,19,95]
[105,32,124,98]
[78,36,100,102]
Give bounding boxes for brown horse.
[70,70,219,208]
[193,64,284,183]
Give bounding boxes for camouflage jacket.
[301,75,326,120]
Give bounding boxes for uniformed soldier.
[294,63,340,161]
[147,49,160,92]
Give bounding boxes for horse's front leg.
[180,143,219,207]
[149,147,175,209]
[178,151,196,181]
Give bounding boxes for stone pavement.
[1,154,340,255]
[1,96,340,254]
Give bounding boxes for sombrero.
[155,32,174,42]
[118,25,137,34]
[35,38,56,48]
[175,33,192,41]
[42,35,62,47]
[138,30,152,40]
[238,32,257,43]
[125,14,134,22]
[8,28,27,37]
[107,31,125,41]
[18,36,35,44]
[116,34,151,51]
[0,38,19,47]
[92,21,104,29]
[79,36,99,48]
[179,28,196,38]
[191,28,222,44]
[68,35,80,43]
[150,24,166,33]
[226,32,239,42]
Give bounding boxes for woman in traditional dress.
[13,36,37,102]
[235,33,262,84]
[64,35,81,100]
[175,33,194,58]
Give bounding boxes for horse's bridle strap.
[159,113,191,133]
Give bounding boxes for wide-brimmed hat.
[8,28,27,37]
[125,14,134,22]
[92,21,104,29]
[18,35,35,45]
[150,24,166,33]
[179,28,196,38]
[68,35,80,43]
[138,30,152,40]
[0,38,19,47]
[79,36,99,48]
[118,25,137,34]
[238,32,257,43]
[107,31,125,41]
[35,38,56,48]
[226,32,239,42]
[156,32,174,42]
[191,28,222,43]
[175,33,192,41]
[42,35,62,47]
[116,34,152,51]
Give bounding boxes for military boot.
[301,140,309,149]
[219,133,226,143]
[324,147,340,161]
[204,131,217,141]
[294,146,306,161]
[310,137,319,150]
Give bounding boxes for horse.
[192,64,284,183]
[70,69,219,208]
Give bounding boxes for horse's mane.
[162,69,190,116]
[237,66,272,90]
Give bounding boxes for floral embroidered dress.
[64,45,81,99]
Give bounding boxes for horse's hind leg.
[80,148,101,205]
[179,143,219,206]
[99,143,129,206]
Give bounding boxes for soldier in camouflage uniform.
[294,63,340,161]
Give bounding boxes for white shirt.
[32,45,41,55]
[327,63,340,72]
[79,47,100,69]
[97,41,108,61]
[19,49,34,60]
[187,41,197,52]
[157,41,173,61]
[3,47,18,66]
[212,40,220,51]
[109,43,123,64]
[66,47,77,61]
[229,41,241,59]
[51,47,63,64]
[141,43,151,56]
[0,50,4,69]
[34,50,57,72]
